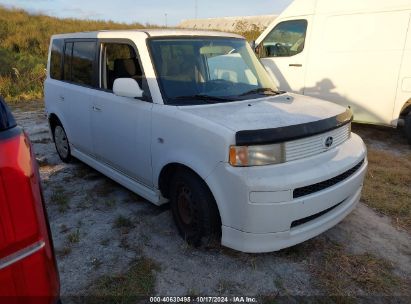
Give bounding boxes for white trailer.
[256,0,411,142]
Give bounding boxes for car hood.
[178,93,348,132]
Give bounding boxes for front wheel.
[170,170,221,247]
[53,123,72,163]
[405,113,411,145]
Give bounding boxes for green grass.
[0,47,45,102]
[67,229,80,244]
[87,257,159,302]
[73,164,94,179]
[100,238,110,247]
[0,5,145,102]
[273,237,411,297]
[113,215,134,230]
[50,186,69,212]
[0,6,262,102]
[280,238,410,297]
[92,179,118,197]
[362,149,411,232]
[104,198,116,208]
[55,246,72,258]
[314,243,407,296]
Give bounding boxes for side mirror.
[254,43,263,58]
[113,78,144,99]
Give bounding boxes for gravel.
[10,103,411,297]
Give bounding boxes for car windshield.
[149,37,280,105]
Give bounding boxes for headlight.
[229,143,285,167]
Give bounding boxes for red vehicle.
[0,97,60,303]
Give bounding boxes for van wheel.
[170,169,221,247]
[405,113,411,145]
[53,123,72,163]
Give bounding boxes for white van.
[44,30,367,253]
[256,0,411,143]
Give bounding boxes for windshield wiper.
[240,88,285,96]
[173,94,236,103]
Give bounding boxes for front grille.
[291,201,344,229]
[293,159,365,199]
[285,123,351,162]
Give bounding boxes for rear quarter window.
[0,97,16,131]
[50,39,64,80]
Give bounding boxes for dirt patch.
[11,102,411,298]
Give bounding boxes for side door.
[393,12,411,125]
[91,40,153,187]
[60,39,98,156]
[257,18,310,94]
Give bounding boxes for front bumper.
[222,186,362,253]
[205,133,367,253]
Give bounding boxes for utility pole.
[165,13,168,27]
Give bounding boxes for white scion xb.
[45,30,367,253]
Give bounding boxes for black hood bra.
[236,108,353,146]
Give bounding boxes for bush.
[0,6,145,101]
[0,6,264,102]
[234,21,263,42]
[0,48,45,101]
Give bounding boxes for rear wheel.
[53,123,71,163]
[170,169,221,247]
[405,113,411,145]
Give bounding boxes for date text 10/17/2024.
[150,297,258,303]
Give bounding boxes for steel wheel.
[170,169,221,247]
[53,124,71,162]
[405,113,411,145]
[177,185,194,226]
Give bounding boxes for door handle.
[92,106,102,112]
[289,64,303,67]
[59,95,65,101]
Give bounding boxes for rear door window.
[72,41,97,86]
[63,40,97,87]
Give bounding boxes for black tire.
[170,169,221,247]
[405,113,411,145]
[52,122,72,163]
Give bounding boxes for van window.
[100,43,142,91]
[261,20,307,58]
[62,40,97,87]
[63,42,73,81]
[71,41,96,86]
[203,46,258,85]
[50,39,63,80]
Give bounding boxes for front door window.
[260,20,308,58]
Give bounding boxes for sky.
[0,0,293,26]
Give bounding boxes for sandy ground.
[10,103,411,297]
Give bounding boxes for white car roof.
[51,29,244,40]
